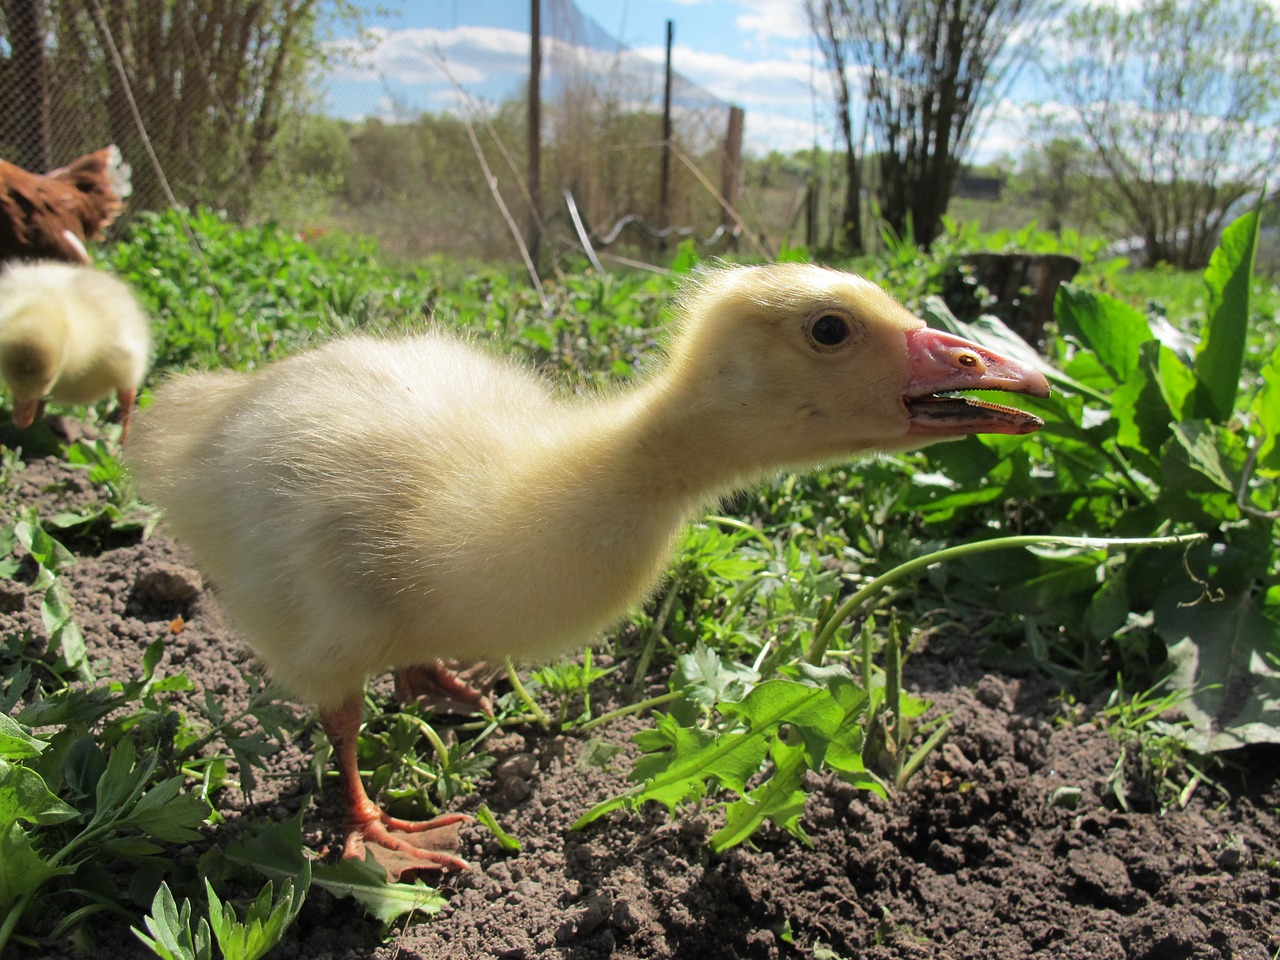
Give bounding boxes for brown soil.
[4,449,1279,960]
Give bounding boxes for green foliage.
[12,508,90,682]
[934,208,1279,747]
[133,865,310,960]
[574,668,877,851]
[1095,681,1223,814]
[0,512,308,955]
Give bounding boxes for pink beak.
[903,327,1050,437]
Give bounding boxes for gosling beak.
[903,327,1051,437]
[10,398,39,429]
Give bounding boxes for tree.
[23,0,358,217]
[807,0,864,254]
[809,0,1056,251]
[0,0,50,170]
[1019,137,1089,234]
[1045,0,1280,268]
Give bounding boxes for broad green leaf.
[1165,422,1235,493]
[0,714,45,760]
[1159,588,1280,752]
[312,855,445,925]
[123,778,209,842]
[630,725,764,811]
[1111,344,1174,454]
[224,808,310,880]
[1192,210,1259,424]
[1157,341,1198,421]
[93,739,150,818]
[710,742,811,853]
[0,759,78,828]
[14,513,75,571]
[719,679,842,767]
[575,680,839,829]
[63,735,108,799]
[1056,285,1151,384]
[1254,342,1280,471]
[0,821,74,911]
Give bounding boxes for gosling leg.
[320,694,470,873]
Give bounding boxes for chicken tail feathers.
[48,145,132,238]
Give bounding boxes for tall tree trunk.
[4,0,50,171]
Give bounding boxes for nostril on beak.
[957,352,984,371]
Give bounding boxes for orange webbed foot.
[342,808,471,881]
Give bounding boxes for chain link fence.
[1,0,748,263]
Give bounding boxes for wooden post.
[527,0,543,265]
[720,105,744,245]
[4,0,50,171]
[658,18,674,247]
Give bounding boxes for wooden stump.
[946,252,1081,351]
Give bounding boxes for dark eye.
[809,313,851,347]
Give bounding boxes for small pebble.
[495,753,537,780]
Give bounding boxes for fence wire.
[1,0,747,262]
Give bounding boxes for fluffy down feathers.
[0,261,151,436]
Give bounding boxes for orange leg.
[320,695,469,873]
[116,388,136,444]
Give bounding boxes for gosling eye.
[806,312,856,350]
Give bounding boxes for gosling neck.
[561,365,779,516]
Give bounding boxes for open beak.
[903,327,1050,437]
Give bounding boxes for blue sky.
[320,0,1037,161]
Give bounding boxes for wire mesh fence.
[1,0,750,264]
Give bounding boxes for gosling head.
[0,327,63,428]
[660,263,1050,466]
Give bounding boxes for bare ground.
[4,447,1279,960]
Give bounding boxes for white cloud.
[735,0,811,42]
[327,25,530,87]
[743,109,823,153]
[635,43,814,107]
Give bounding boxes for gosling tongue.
[903,327,1050,437]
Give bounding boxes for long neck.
[536,366,771,524]
[428,369,763,662]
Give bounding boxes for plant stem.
[632,581,681,686]
[400,713,452,768]
[504,657,551,730]
[705,514,779,554]
[897,720,952,791]
[0,890,31,955]
[573,689,683,733]
[808,532,1206,665]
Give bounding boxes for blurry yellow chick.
[0,261,150,440]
